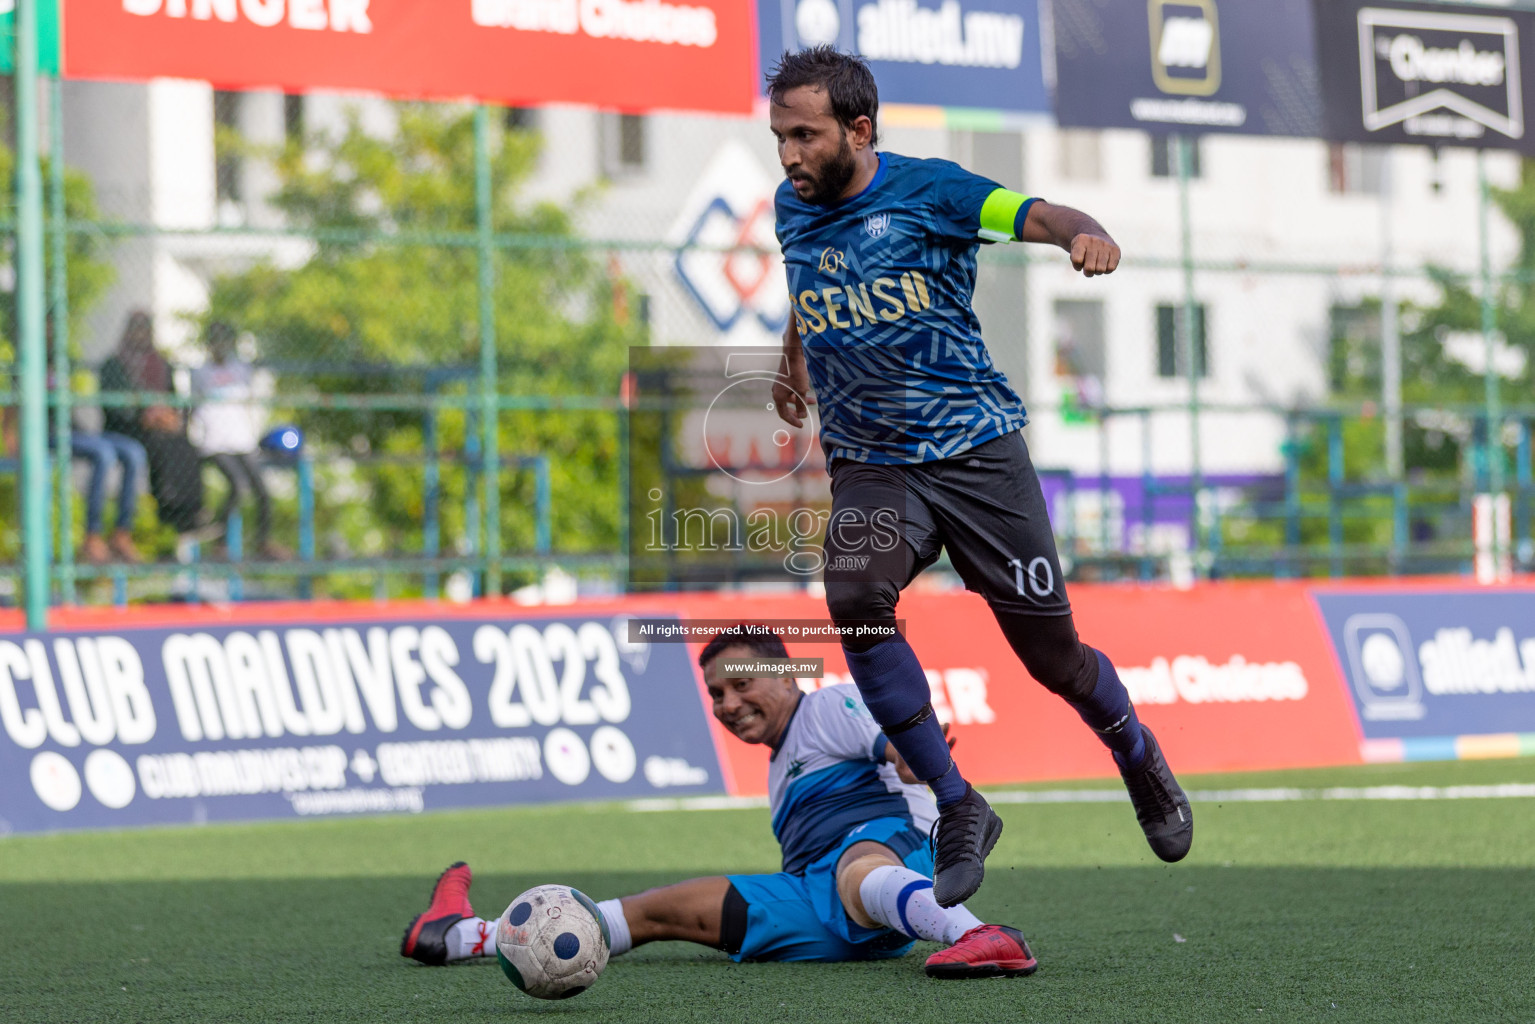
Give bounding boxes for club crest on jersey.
[864,212,891,239]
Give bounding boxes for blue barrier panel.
[1313,589,1535,741]
[0,612,724,834]
[758,0,1050,114]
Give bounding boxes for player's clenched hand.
[1070,233,1121,277]
[772,362,816,429]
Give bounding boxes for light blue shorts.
[724,816,933,963]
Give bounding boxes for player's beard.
[798,130,858,206]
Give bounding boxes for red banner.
[670,585,1362,796]
[62,0,756,113]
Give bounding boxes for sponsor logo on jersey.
[864,212,891,239]
[817,246,848,273]
[790,271,933,335]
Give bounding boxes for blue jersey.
[775,152,1039,464]
[768,684,936,875]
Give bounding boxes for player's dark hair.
[766,46,880,147]
[698,624,789,669]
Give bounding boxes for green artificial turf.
[3,758,1533,1023]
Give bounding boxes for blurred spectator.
[192,322,289,560]
[2,328,148,564]
[69,432,148,564]
[99,311,207,536]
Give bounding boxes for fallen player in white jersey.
[400,625,1036,979]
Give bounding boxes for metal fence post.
[16,0,50,629]
[297,454,315,599]
[1175,134,1202,574]
[1381,148,1403,480]
[475,105,501,597]
[48,71,73,604]
[1477,150,1503,573]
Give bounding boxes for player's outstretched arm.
[1019,201,1121,278]
[772,316,815,428]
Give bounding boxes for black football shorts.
[822,430,1071,616]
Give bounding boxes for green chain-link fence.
[3,86,1533,618]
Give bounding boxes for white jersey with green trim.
[768,684,937,874]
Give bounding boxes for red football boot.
[400,862,475,965]
[924,924,1038,979]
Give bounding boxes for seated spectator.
[70,431,147,564]
[192,322,289,560]
[99,311,207,537]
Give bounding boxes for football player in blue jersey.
[401,626,1037,978]
[764,46,1192,909]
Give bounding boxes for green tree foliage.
[1329,157,1535,479]
[0,148,115,359]
[206,106,642,586]
[0,146,115,564]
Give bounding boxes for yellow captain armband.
[978,188,1037,243]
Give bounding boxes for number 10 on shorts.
[1008,556,1055,600]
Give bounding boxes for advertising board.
[670,585,1363,796]
[63,0,756,114]
[1052,0,1321,136]
[9,581,1534,832]
[757,0,1049,112]
[0,609,723,834]
[1312,588,1535,749]
[1315,0,1535,152]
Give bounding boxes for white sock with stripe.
[596,898,633,956]
[445,917,496,961]
[858,865,984,945]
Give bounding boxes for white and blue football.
[495,884,610,1000]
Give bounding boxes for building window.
[214,90,242,205]
[1156,303,1208,378]
[1151,135,1201,178]
[1329,302,1381,391]
[1058,129,1103,182]
[601,113,647,175]
[0,76,15,151]
[1054,299,1107,406]
[505,106,539,133]
[950,130,1023,191]
[284,93,305,144]
[1327,143,1384,194]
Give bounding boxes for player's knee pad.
[1024,641,1097,703]
[824,579,898,632]
[995,610,1099,702]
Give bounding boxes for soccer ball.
[495,885,610,1000]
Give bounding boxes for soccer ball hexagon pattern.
[495,884,611,1000]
